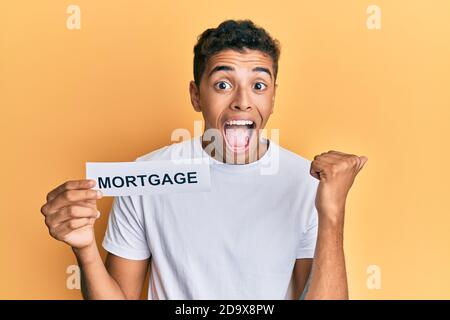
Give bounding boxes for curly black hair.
[193,19,281,87]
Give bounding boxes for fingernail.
[89,179,96,186]
[96,190,103,198]
[96,210,101,218]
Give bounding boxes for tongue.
[225,126,251,149]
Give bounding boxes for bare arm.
[74,243,149,300]
[305,150,368,299]
[304,217,347,299]
[292,258,313,299]
[104,252,149,299]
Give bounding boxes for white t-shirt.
[102,137,319,299]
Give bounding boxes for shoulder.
[275,144,319,188]
[278,145,312,171]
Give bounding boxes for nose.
[231,87,252,111]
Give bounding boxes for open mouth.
[223,119,257,152]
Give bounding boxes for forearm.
[304,214,348,300]
[72,242,126,300]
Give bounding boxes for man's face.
[189,48,277,161]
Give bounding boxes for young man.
[40,20,367,299]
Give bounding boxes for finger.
[46,205,100,227]
[42,199,97,218]
[84,199,98,206]
[71,199,98,209]
[356,156,368,173]
[313,153,342,164]
[46,179,96,202]
[52,218,95,238]
[44,189,102,215]
[310,159,327,180]
[327,150,351,156]
[310,168,320,180]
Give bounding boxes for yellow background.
[1,0,449,299]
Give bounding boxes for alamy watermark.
[169,120,280,175]
[366,264,382,290]
[66,4,81,30]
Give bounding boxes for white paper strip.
[86,159,211,196]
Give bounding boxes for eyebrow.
[208,65,272,79]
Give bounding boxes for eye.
[214,81,232,90]
[253,82,267,91]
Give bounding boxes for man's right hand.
[40,179,103,249]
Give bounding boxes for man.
[40,19,367,299]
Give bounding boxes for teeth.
[226,120,254,126]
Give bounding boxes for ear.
[189,80,201,112]
[270,83,277,114]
